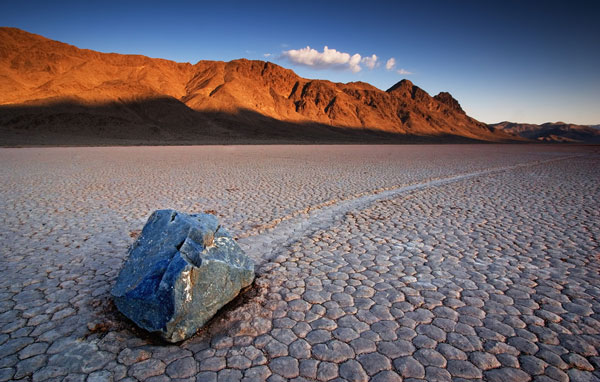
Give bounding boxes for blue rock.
[111,209,254,342]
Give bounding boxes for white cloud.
[282,46,366,73]
[263,53,271,58]
[386,58,396,71]
[361,54,378,70]
[397,68,413,75]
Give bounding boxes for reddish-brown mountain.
[0,27,518,145]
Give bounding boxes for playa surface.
[0,144,599,382]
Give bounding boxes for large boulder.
[111,209,254,342]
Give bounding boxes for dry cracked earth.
[0,145,599,382]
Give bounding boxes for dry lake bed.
[0,144,599,382]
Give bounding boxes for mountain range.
[490,121,600,143]
[0,27,595,145]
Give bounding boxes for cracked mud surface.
[0,144,599,382]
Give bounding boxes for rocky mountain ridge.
[1,27,518,144]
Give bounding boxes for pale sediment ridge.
[239,154,584,265]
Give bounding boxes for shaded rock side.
[111,209,255,342]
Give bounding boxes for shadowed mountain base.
[0,99,497,146]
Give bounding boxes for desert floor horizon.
[1,144,599,381]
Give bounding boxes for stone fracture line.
[238,154,585,265]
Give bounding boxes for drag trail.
[239,154,583,265]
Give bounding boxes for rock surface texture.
[111,210,255,342]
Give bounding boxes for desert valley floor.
[0,144,599,382]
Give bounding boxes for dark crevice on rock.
[175,239,185,252]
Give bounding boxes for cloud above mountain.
[385,58,411,75]
[282,46,375,73]
[386,58,396,70]
[361,54,378,70]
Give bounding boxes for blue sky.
[2,0,599,124]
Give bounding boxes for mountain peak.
[434,92,464,113]
[386,79,414,93]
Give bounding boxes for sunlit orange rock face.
[0,27,517,143]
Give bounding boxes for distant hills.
[0,27,595,145]
[490,121,600,143]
